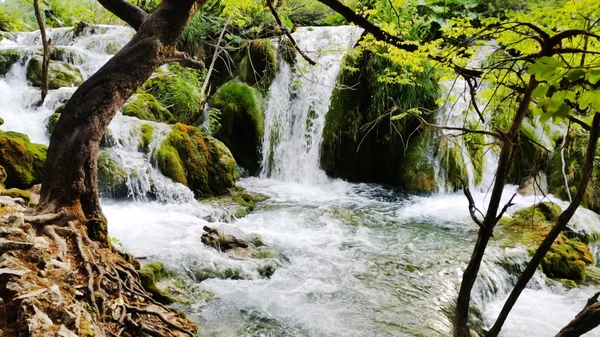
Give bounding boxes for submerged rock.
[26,56,83,89]
[212,81,264,175]
[0,130,47,189]
[201,225,248,252]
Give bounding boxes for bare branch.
[556,292,600,337]
[495,193,517,223]
[267,0,316,65]
[408,112,501,138]
[459,177,485,230]
[97,0,148,31]
[165,50,205,70]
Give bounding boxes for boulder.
[0,131,47,189]
[26,56,83,89]
[122,90,174,123]
[201,225,248,252]
[238,39,278,89]
[212,81,263,175]
[97,150,128,198]
[0,49,22,75]
[155,123,238,197]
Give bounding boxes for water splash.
[260,26,363,184]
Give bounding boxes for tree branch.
[459,177,485,230]
[568,116,591,131]
[266,0,316,65]
[165,50,205,70]
[408,112,500,138]
[495,193,517,223]
[556,292,600,337]
[97,0,148,30]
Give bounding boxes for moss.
[26,56,83,89]
[122,91,174,123]
[139,262,176,305]
[0,187,32,206]
[206,187,267,221]
[238,39,278,90]
[142,67,203,124]
[97,150,128,198]
[155,123,237,197]
[46,113,61,136]
[0,49,22,75]
[494,203,593,281]
[319,51,440,191]
[212,81,264,175]
[278,37,297,66]
[50,47,84,64]
[0,130,47,189]
[547,126,600,213]
[139,124,154,153]
[0,117,4,126]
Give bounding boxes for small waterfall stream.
[1,26,599,337]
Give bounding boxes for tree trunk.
[36,0,205,233]
[486,112,600,337]
[33,0,50,102]
[557,292,600,337]
[453,77,539,337]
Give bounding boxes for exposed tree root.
[0,208,197,337]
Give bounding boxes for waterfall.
[260,26,363,184]
[0,25,193,202]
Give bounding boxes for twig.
[267,0,316,65]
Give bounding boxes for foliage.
[0,130,47,189]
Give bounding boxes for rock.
[319,52,440,191]
[238,39,278,89]
[20,304,53,336]
[26,56,83,89]
[155,123,238,197]
[0,196,26,211]
[57,325,77,337]
[139,123,154,153]
[97,150,128,198]
[212,81,264,175]
[46,113,61,136]
[517,175,548,196]
[0,130,47,189]
[0,188,32,206]
[26,184,41,205]
[122,90,174,123]
[139,262,175,305]
[0,49,22,75]
[142,69,202,124]
[201,226,248,252]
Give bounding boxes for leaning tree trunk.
[33,0,50,101]
[36,0,206,237]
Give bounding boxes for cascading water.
[2,25,600,337]
[261,26,363,183]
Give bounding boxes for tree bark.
[486,112,600,337]
[36,0,206,228]
[33,0,50,102]
[453,77,538,337]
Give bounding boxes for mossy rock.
[319,51,440,191]
[0,165,6,185]
[206,186,267,221]
[122,91,174,123]
[239,39,278,89]
[154,123,238,197]
[139,262,176,305]
[142,71,202,125]
[0,187,32,206]
[26,56,83,89]
[212,81,264,175]
[139,124,154,153]
[0,117,4,126]
[0,130,47,189]
[97,150,128,198]
[0,49,22,75]
[277,37,297,66]
[495,203,594,281]
[46,113,61,136]
[49,47,85,64]
[547,126,600,213]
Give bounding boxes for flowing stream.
[1,25,600,336]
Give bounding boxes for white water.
[260,26,363,184]
[2,26,599,337]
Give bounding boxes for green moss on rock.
[0,49,22,75]
[122,91,174,123]
[495,203,594,281]
[139,124,154,153]
[212,81,264,175]
[139,262,176,305]
[26,56,83,89]
[320,51,440,191]
[239,39,278,89]
[46,113,61,136]
[0,130,47,189]
[97,150,128,198]
[155,123,238,197]
[0,187,32,206]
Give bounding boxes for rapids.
[1,25,599,336]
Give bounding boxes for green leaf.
[586,69,600,85]
[578,90,599,110]
[532,84,549,99]
[528,56,564,82]
[553,103,571,121]
[567,69,586,82]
